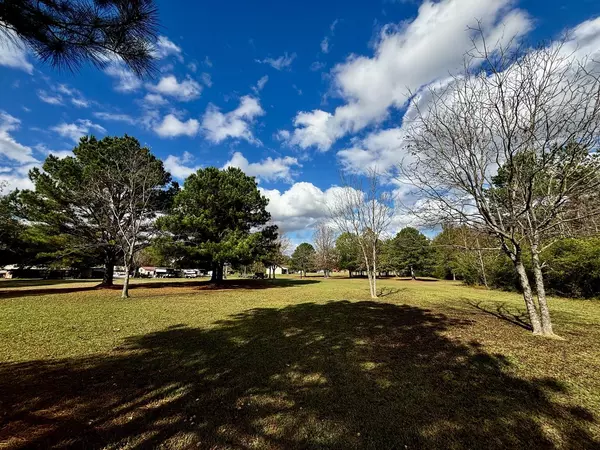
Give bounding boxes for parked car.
[183,269,199,278]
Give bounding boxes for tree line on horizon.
[289,224,600,300]
[0,135,281,298]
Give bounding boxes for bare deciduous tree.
[313,221,337,278]
[88,138,171,298]
[329,170,393,298]
[400,32,600,337]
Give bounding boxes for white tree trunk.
[121,264,131,299]
[531,245,555,336]
[514,259,543,334]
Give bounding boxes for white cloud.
[51,120,106,143]
[164,152,200,179]
[143,93,168,106]
[0,111,38,163]
[104,63,141,92]
[0,163,35,191]
[337,127,410,175]
[37,84,90,107]
[154,36,183,61]
[188,62,198,72]
[223,152,300,182]
[71,98,90,108]
[147,75,202,101]
[275,129,291,141]
[154,114,199,138]
[34,143,73,159]
[252,75,269,94]
[310,61,326,72]
[201,96,265,144]
[288,110,334,151]
[256,52,296,70]
[201,72,213,87]
[93,112,137,125]
[0,28,33,73]
[203,56,213,68]
[320,37,330,54]
[37,90,63,105]
[284,0,532,151]
[260,182,352,232]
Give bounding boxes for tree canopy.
[20,135,173,286]
[159,167,276,282]
[335,232,362,276]
[290,243,316,278]
[387,227,434,279]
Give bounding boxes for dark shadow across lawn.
[0,301,596,449]
[0,279,92,288]
[0,278,320,299]
[467,300,533,331]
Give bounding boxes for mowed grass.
[0,277,599,449]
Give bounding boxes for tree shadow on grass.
[0,301,596,449]
[0,278,320,300]
[467,300,533,331]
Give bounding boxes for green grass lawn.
[0,276,599,449]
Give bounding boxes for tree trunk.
[211,263,223,283]
[121,264,131,299]
[371,243,378,298]
[452,271,456,281]
[476,237,489,289]
[514,258,543,335]
[531,245,555,337]
[102,253,115,286]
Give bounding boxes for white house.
[265,266,289,276]
[138,266,157,277]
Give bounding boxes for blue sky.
[1,0,599,245]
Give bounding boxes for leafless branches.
[329,169,393,298]
[399,30,600,336]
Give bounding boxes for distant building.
[137,266,178,278]
[265,266,289,276]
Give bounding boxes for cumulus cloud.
[51,119,106,143]
[201,96,265,144]
[256,52,296,70]
[283,0,532,151]
[153,36,183,61]
[0,164,35,191]
[154,114,199,138]
[0,28,33,73]
[104,63,141,92]
[337,128,410,175]
[163,152,201,179]
[259,182,360,232]
[0,111,38,163]
[147,75,202,101]
[223,152,300,182]
[143,93,168,106]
